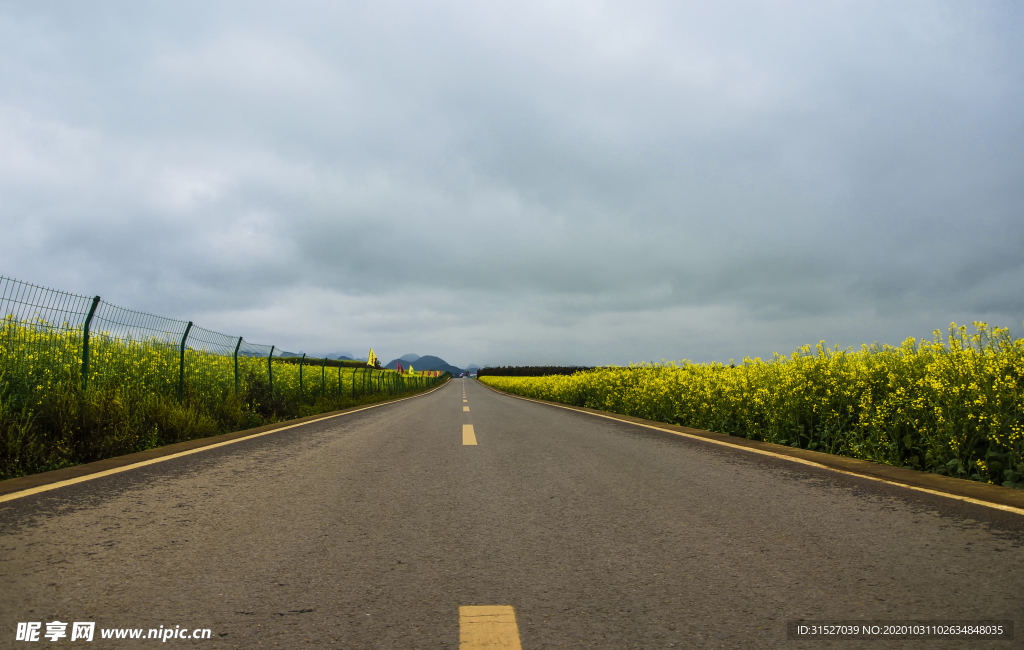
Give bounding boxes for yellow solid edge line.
[0,381,450,504]
[459,606,522,650]
[463,424,477,446]
[484,388,1024,518]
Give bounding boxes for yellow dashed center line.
[459,606,522,649]
[462,424,477,446]
[463,406,470,412]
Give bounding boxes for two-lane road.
[2,378,1022,647]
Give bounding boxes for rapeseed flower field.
[480,322,1024,487]
[0,317,443,479]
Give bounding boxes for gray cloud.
[2,0,1021,367]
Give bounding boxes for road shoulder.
[0,378,451,499]
[476,379,1024,515]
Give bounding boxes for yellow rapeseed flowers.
[480,322,1024,487]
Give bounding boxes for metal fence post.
[81,295,100,391]
[233,337,242,394]
[268,345,275,395]
[178,321,193,402]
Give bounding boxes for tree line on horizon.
[477,366,595,377]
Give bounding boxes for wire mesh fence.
[0,277,96,398]
[0,274,443,416]
[0,274,448,479]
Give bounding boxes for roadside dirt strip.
[2,377,1022,648]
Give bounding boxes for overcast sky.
[2,1,1021,367]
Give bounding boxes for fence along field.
[0,275,446,480]
[479,323,1024,488]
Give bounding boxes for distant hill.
[385,355,463,375]
[279,351,365,361]
[409,355,465,375]
[239,350,366,361]
[465,364,481,370]
[384,355,420,369]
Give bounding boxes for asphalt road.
[2,378,1022,648]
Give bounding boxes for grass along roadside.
[0,377,451,499]
[1,323,445,480]
[0,375,442,481]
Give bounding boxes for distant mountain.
[385,355,463,375]
[465,364,481,370]
[384,354,421,369]
[238,349,366,361]
[409,355,465,375]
